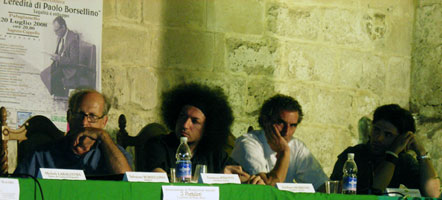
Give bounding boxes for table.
[17,178,439,200]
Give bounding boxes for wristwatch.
[417,152,431,161]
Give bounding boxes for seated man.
[142,83,262,184]
[15,89,132,177]
[330,104,441,197]
[231,94,328,190]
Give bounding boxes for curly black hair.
[373,104,415,135]
[258,94,303,129]
[161,83,234,153]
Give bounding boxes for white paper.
[386,188,421,197]
[0,178,19,200]
[0,0,103,132]
[38,168,86,180]
[123,172,169,183]
[162,186,219,200]
[276,183,315,193]
[199,173,241,184]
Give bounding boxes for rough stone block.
[128,67,159,110]
[142,0,162,25]
[279,0,359,8]
[321,8,373,48]
[295,124,357,176]
[102,26,150,65]
[379,90,409,108]
[101,66,130,109]
[267,4,320,40]
[351,92,379,120]
[103,0,116,20]
[245,78,277,116]
[226,37,280,76]
[117,1,142,21]
[308,88,354,126]
[160,30,214,70]
[361,0,414,17]
[414,4,442,46]
[377,14,413,56]
[277,83,355,126]
[207,0,264,34]
[338,51,386,96]
[212,33,226,71]
[411,46,442,114]
[336,52,363,89]
[144,0,206,29]
[386,57,410,93]
[281,43,338,83]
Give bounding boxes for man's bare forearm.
[418,158,441,197]
[259,150,290,186]
[99,132,132,174]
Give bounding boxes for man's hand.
[71,127,104,156]
[223,165,264,185]
[264,123,289,154]
[389,131,413,154]
[50,54,61,62]
[406,132,427,156]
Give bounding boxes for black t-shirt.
[330,144,420,194]
[141,133,237,174]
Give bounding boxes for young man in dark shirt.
[330,104,440,197]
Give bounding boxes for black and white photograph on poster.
[0,0,102,131]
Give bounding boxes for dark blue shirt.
[14,136,133,177]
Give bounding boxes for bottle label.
[176,161,191,178]
[342,177,357,192]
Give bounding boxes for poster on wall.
[0,0,103,131]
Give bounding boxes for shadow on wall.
[156,1,277,135]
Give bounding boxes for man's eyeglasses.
[71,111,105,123]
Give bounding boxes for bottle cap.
[180,137,188,143]
[347,153,354,159]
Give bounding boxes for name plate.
[162,186,219,200]
[200,173,241,184]
[386,188,421,197]
[123,172,169,183]
[38,168,86,180]
[0,178,19,200]
[276,183,315,193]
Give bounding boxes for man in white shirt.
[231,94,328,191]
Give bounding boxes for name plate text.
[162,186,219,200]
[200,173,241,184]
[276,183,315,193]
[0,178,19,200]
[38,168,86,180]
[123,172,169,183]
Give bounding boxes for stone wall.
[102,0,415,176]
[411,0,442,179]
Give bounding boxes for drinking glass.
[326,180,340,194]
[192,164,207,183]
[169,168,177,183]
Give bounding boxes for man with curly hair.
[142,83,263,184]
[232,94,327,190]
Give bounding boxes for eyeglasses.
[71,111,105,123]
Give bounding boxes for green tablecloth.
[18,178,435,200]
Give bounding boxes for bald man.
[15,89,132,177]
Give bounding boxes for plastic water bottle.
[342,153,358,194]
[176,137,192,183]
